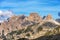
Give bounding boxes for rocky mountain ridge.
[0,13,60,40]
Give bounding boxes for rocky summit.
[0,13,60,40]
[44,14,52,20]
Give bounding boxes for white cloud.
[0,10,14,23]
[0,10,14,17]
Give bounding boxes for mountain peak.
[45,14,52,20]
[28,12,42,23]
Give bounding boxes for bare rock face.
[0,15,26,35]
[45,14,52,20]
[28,13,42,23]
[0,15,35,35]
[0,13,43,34]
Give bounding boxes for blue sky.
[0,0,60,19]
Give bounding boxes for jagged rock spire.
[45,14,52,20]
[28,12,42,23]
